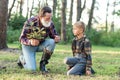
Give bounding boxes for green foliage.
[115,10,120,16]
[52,16,74,43]
[66,24,74,42]
[8,14,26,30]
[7,13,25,44]
[52,16,61,34]
[86,28,120,47]
[7,27,22,43]
[114,1,120,16]
[100,31,120,47]
[31,7,39,16]
[86,29,103,45]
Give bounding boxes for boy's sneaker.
[67,66,73,70]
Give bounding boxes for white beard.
[41,19,51,27]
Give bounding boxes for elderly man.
[17,6,60,73]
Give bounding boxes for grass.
[0,43,120,80]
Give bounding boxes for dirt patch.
[0,48,21,73]
[0,48,22,54]
[0,60,18,68]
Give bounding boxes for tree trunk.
[76,0,86,21]
[16,0,19,13]
[56,0,61,17]
[26,0,29,19]
[68,0,73,24]
[46,0,48,6]
[19,0,24,15]
[111,0,116,32]
[111,21,114,32]
[8,0,16,21]
[61,0,67,42]
[38,0,41,10]
[105,0,109,32]
[87,0,96,31]
[53,0,57,16]
[29,0,34,18]
[0,0,8,49]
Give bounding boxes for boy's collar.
[75,35,86,40]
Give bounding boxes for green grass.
[0,44,120,80]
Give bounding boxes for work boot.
[40,61,48,74]
[67,66,73,70]
[40,48,53,73]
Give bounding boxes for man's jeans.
[20,39,55,70]
[64,57,86,75]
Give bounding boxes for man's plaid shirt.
[72,36,92,71]
[19,16,58,45]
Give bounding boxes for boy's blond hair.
[73,21,85,32]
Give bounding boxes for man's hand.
[30,39,40,46]
[54,35,60,43]
[86,70,91,76]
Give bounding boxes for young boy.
[64,21,94,76]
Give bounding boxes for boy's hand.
[30,39,39,46]
[86,70,91,76]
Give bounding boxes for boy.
[64,21,94,75]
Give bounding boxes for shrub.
[86,29,103,45]
[86,29,120,47]
[8,14,26,30]
[52,16,61,34]
[7,27,22,43]
[100,31,120,47]
[66,24,74,42]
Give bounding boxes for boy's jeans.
[20,39,55,70]
[64,57,86,75]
